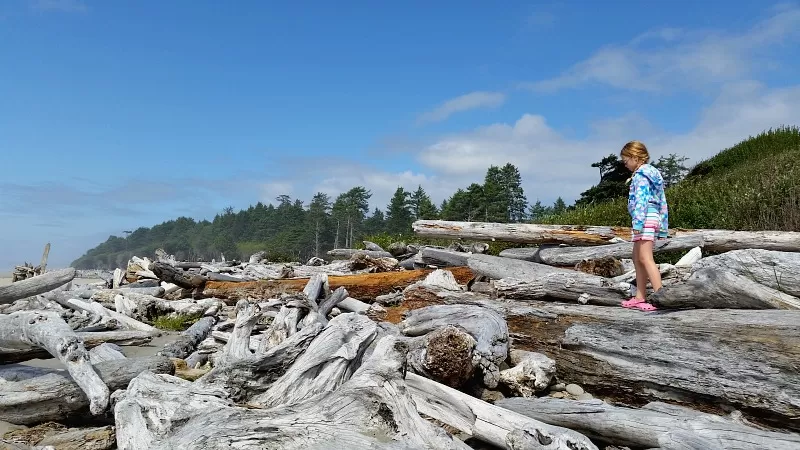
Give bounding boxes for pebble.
[565,384,584,396]
[577,393,594,400]
[550,383,566,392]
[550,392,566,399]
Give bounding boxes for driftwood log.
[0,268,76,305]
[0,311,110,415]
[149,262,207,290]
[203,266,474,303]
[113,336,470,450]
[159,315,217,359]
[327,248,394,259]
[499,235,704,266]
[0,356,173,425]
[406,372,597,450]
[1,330,155,365]
[496,397,800,450]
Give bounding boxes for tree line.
[71,156,689,269]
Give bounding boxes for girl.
[619,140,668,312]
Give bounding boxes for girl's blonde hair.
[620,140,650,163]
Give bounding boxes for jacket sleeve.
[630,173,650,231]
[658,187,669,238]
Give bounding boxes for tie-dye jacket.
[628,163,668,236]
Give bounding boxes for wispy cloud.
[524,5,800,93]
[417,91,506,124]
[30,0,88,13]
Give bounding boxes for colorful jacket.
[627,164,668,236]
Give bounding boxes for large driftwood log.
[496,397,800,450]
[327,248,394,259]
[1,330,155,365]
[0,356,173,425]
[149,262,207,290]
[35,425,115,450]
[0,268,76,305]
[692,249,800,297]
[65,297,160,334]
[486,299,800,431]
[159,315,217,359]
[114,337,470,450]
[470,254,632,305]
[0,311,109,415]
[406,372,597,450]
[413,220,634,245]
[405,324,478,388]
[675,229,800,253]
[399,304,508,388]
[499,235,704,266]
[203,266,475,303]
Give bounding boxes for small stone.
[479,389,505,403]
[550,383,566,392]
[550,392,566,399]
[576,393,594,400]
[565,383,584,396]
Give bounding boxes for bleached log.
[675,229,800,253]
[496,397,800,450]
[650,268,800,309]
[317,285,347,317]
[675,246,702,266]
[693,249,800,297]
[197,322,324,402]
[499,235,705,266]
[498,350,556,397]
[327,248,393,258]
[159,316,217,359]
[471,254,632,305]
[406,324,477,388]
[36,425,115,450]
[0,311,109,415]
[418,247,470,267]
[336,296,370,314]
[0,356,173,426]
[0,268,76,305]
[149,261,207,290]
[112,268,124,289]
[88,342,126,364]
[219,300,262,363]
[413,219,633,245]
[66,298,159,334]
[406,372,598,450]
[399,304,508,388]
[251,313,378,407]
[489,299,800,431]
[206,272,245,282]
[114,336,469,450]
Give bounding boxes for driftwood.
[405,324,477,388]
[406,372,597,450]
[0,356,173,425]
[35,425,115,450]
[114,336,469,450]
[496,397,800,450]
[0,268,76,305]
[470,254,632,305]
[498,349,556,397]
[674,229,800,253]
[413,219,634,245]
[484,299,800,431]
[149,262,207,290]
[418,247,470,267]
[499,235,704,266]
[88,343,126,364]
[0,311,110,415]
[399,304,509,388]
[64,297,160,334]
[1,330,155,365]
[159,315,217,359]
[203,266,474,303]
[327,248,394,259]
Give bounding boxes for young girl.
[619,140,668,312]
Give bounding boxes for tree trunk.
[159,315,217,359]
[0,356,173,426]
[113,336,470,450]
[496,397,800,450]
[405,324,477,389]
[149,262,207,290]
[64,297,160,334]
[406,372,598,450]
[499,235,704,266]
[413,220,634,245]
[1,330,156,365]
[399,304,509,389]
[0,310,110,415]
[0,268,76,305]
[203,266,475,303]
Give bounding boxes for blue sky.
[2,0,799,270]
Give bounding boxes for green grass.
[153,313,202,331]
[540,126,800,231]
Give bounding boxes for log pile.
[2,228,800,449]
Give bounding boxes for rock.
[565,383,584,396]
[551,392,566,399]
[479,389,505,403]
[550,383,566,392]
[576,393,594,400]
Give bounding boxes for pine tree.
[385,187,413,233]
[409,185,438,220]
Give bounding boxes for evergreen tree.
[362,208,386,236]
[553,197,567,214]
[409,185,438,220]
[652,153,690,187]
[575,154,630,206]
[528,199,552,223]
[385,187,413,233]
[499,163,527,222]
[332,186,371,248]
[307,192,332,258]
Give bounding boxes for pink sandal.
[621,297,645,308]
[633,302,658,311]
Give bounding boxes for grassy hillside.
[541,126,800,231]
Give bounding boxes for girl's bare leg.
[635,240,662,295]
[632,242,647,299]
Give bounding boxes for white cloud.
[417,91,506,124]
[526,5,800,93]
[416,81,800,205]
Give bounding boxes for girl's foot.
[634,302,658,311]
[621,297,646,308]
